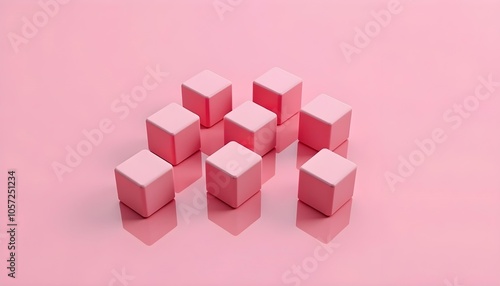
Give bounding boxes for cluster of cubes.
[114,67,357,219]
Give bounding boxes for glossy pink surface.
[146,103,201,165]
[207,191,262,236]
[200,120,225,155]
[119,200,177,246]
[173,151,202,193]
[1,0,500,285]
[224,101,277,156]
[298,149,357,216]
[114,150,174,217]
[182,70,232,127]
[296,199,352,244]
[277,113,300,153]
[205,141,262,208]
[253,67,303,124]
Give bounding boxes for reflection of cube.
[173,151,202,193]
[298,149,357,216]
[207,192,261,236]
[276,113,299,153]
[224,101,277,156]
[119,201,177,246]
[182,70,232,127]
[115,150,174,218]
[146,103,200,165]
[299,94,352,151]
[296,199,352,244]
[253,67,302,124]
[206,141,262,208]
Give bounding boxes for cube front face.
[253,67,302,125]
[146,103,201,165]
[205,163,239,207]
[115,172,147,216]
[207,86,232,127]
[143,172,175,216]
[173,121,202,164]
[182,70,232,128]
[252,121,277,156]
[329,110,352,150]
[146,123,175,164]
[223,101,277,156]
[205,142,262,208]
[330,170,356,214]
[298,171,335,216]
[280,83,302,124]
[298,94,352,151]
[114,150,175,218]
[298,112,332,151]
[235,162,261,206]
[224,118,255,152]
[298,149,357,216]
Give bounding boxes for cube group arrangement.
[114,67,358,222]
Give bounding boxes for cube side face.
[115,170,148,217]
[329,110,352,150]
[235,161,262,207]
[182,85,208,126]
[331,168,356,214]
[253,119,277,156]
[253,84,281,121]
[298,170,335,216]
[280,82,302,124]
[172,120,201,165]
[208,85,232,127]
[143,169,175,217]
[298,112,332,151]
[205,162,238,208]
[224,119,256,152]
[146,121,175,164]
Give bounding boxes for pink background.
[1,0,500,285]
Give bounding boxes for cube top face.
[254,67,302,95]
[224,101,277,132]
[115,150,173,187]
[182,70,231,98]
[300,149,356,186]
[301,94,351,125]
[206,141,261,178]
[147,103,199,135]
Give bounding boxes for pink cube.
[114,150,175,218]
[146,103,201,165]
[298,94,352,151]
[298,149,357,216]
[182,70,232,127]
[205,141,262,208]
[253,67,302,125]
[224,101,277,156]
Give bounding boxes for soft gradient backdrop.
[1,0,499,285]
